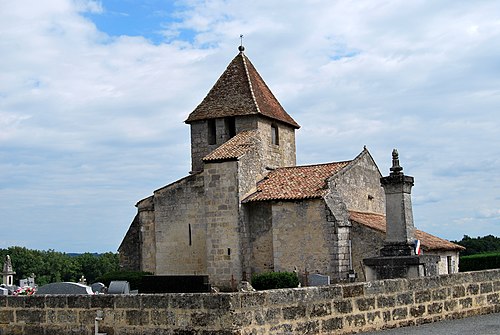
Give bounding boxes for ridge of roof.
[185,52,300,129]
[203,130,258,162]
[243,160,351,202]
[349,210,465,251]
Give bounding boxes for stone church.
[119,46,463,289]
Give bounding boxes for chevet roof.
[243,161,351,202]
[349,211,465,251]
[185,51,300,129]
[203,130,257,162]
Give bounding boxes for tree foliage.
[0,247,119,286]
[452,235,500,256]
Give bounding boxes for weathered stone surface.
[321,317,343,331]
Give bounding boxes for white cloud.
[0,0,499,251]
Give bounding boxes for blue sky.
[0,0,499,252]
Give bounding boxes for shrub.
[459,252,500,272]
[251,271,299,290]
[96,271,152,290]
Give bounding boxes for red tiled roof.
[203,130,257,162]
[349,211,465,251]
[185,52,300,129]
[243,161,351,202]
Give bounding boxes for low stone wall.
[1,269,499,335]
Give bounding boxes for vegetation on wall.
[251,271,299,290]
[0,246,119,286]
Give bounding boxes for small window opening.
[271,123,279,145]
[447,256,453,274]
[188,224,192,246]
[227,248,231,256]
[225,117,236,138]
[207,119,216,145]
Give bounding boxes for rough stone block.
[114,295,142,309]
[282,305,306,320]
[383,310,391,322]
[310,302,332,317]
[45,296,67,308]
[346,314,366,327]
[240,292,266,308]
[333,300,353,314]
[487,293,499,305]
[396,293,413,306]
[343,284,364,298]
[91,295,115,309]
[16,309,46,323]
[0,310,14,324]
[126,309,150,326]
[270,323,293,334]
[366,311,381,324]
[25,296,45,308]
[67,295,91,309]
[57,310,78,323]
[431,288,448,301]
[203,294,238,310]
[22,325,44,335]
[321,317,343,331]
[444,300,458,312]
[266,289,295,305]
[459,297,473,309]
[480,282,493,294]
[452,285,465,298]
[377,295,395,308]
[427,302,443,315]
[466,283,479,295]
[392,307,408,320]
[170,294,202,309]
[356,297,376,311]
[410,305,426,317]
[294,320,319,334]
[6,297,25,308]
[414,290,431,303]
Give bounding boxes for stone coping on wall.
[0,269,499,334]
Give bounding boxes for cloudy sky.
[1,0,499,253]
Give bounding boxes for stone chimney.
[379,149,416,256]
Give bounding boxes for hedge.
[251,271,299,290]
[459,252,500,272]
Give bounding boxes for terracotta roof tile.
[185,52,300,129]
[203,130,257,162]
[243,161,350,202]
[349,211,465,251]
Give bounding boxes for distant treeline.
[451,235,500,256]
[0,246,119,286]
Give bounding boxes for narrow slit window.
[208,119,216,145]
[271,123,279,145]
[188,224,192,246]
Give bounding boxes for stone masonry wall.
[204,161,242,290]
[154,174,206,276]
[1,269,499,334]
[271,199,336,277]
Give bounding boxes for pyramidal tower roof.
[185,49,300,129]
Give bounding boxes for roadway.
[361,313,500,335]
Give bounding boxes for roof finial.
[390,149,403,175]
[238,34,245,52]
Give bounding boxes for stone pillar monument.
[379,149,416,257]
[363,150,439,280]
[2,255,16,287]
